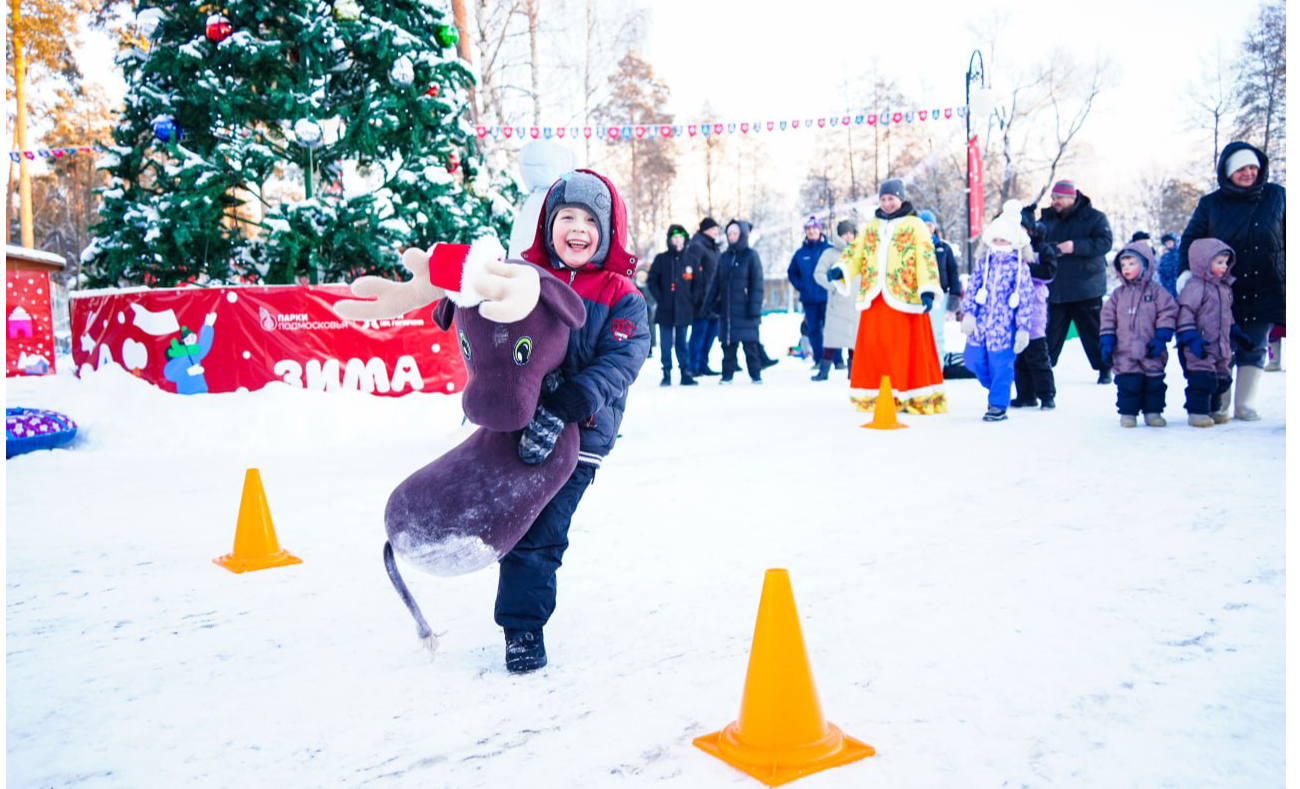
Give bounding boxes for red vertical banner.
[967,136,984,239]
[6,269,55,376]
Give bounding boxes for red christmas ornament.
[206,14,232,43]
[426,84,440,98]
[446,151,460,173]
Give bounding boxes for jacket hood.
[725,220,751,252]
[521,169,637,278]
[1112,242,1157,282]
[876,201,917,221]
[665,224,689,247]
[1216,141,1270,197]
[1187,237,1237,285]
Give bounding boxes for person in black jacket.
[685,217,723,376]
[919,209,962,370]
[1040,179,1115,383]
[1176,141,1285,420]
[1012,207,1061,408]
[647,224,698,386]
[710,220,766,383]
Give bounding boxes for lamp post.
[964,49,988,272]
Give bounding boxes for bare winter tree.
[1232,0,1286,178]
[1108,171,1203,243]
[965,14,1112,208]
[1186,43,1233,180]
[525,0,540,124]
[907,132,967,245]
[694,103,733,220]
[469,0,530,160]
[591,50,677,260]
[28,83,117,280]
[540,0,646,162]
[466,0,643,187]
[1028,52,1110,205]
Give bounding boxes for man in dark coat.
[786,216,832,371]
[685,217,723,376]
[1040,179,1115,383]
[1176,140,1285,420]
[710,220,765,383]
[647,224,698,386]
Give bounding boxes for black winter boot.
[680,371,698,386]
[505,629,547,673]
[811,360,831,381]
[660,372,672,387]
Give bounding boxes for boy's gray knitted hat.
[543,171,613,265]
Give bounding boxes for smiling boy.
[503,170,651,673]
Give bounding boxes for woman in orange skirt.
[827,178,947,414]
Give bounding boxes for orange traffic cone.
[213,469,302,573]
[862,374,907,430]
[694,569,874,786]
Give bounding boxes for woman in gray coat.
[812,220,859,380]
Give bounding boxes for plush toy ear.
[538,276,587,330]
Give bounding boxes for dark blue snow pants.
[494,463,596,632]
[803,301,828,362]
[1115,373,1167,416]
[659,324,690,374]
[1184,370,1232,415]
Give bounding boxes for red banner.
[69,285,466,397]
[968,136,984,239]
[6,269,56,377]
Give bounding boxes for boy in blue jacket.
[503,170,651,672]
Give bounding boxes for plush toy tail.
[383,541,439,658]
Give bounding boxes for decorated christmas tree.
[84,0,514,288]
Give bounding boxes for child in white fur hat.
[960,200,1036,421]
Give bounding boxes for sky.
[642,0,1260,199]
[4,314,1288,788]
[37,0,1266,249]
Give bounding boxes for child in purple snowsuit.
[1098,243,1178,427]
[1177,238,1245,427]
[960,203,1035,421]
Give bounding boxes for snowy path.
[6,314,1286,788]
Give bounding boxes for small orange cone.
[213,469,302,573]
[862,374,907,430]
[694,569,874,786]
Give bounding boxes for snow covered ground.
[6,313,1287,788]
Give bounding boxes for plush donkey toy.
[333,237,585,654]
